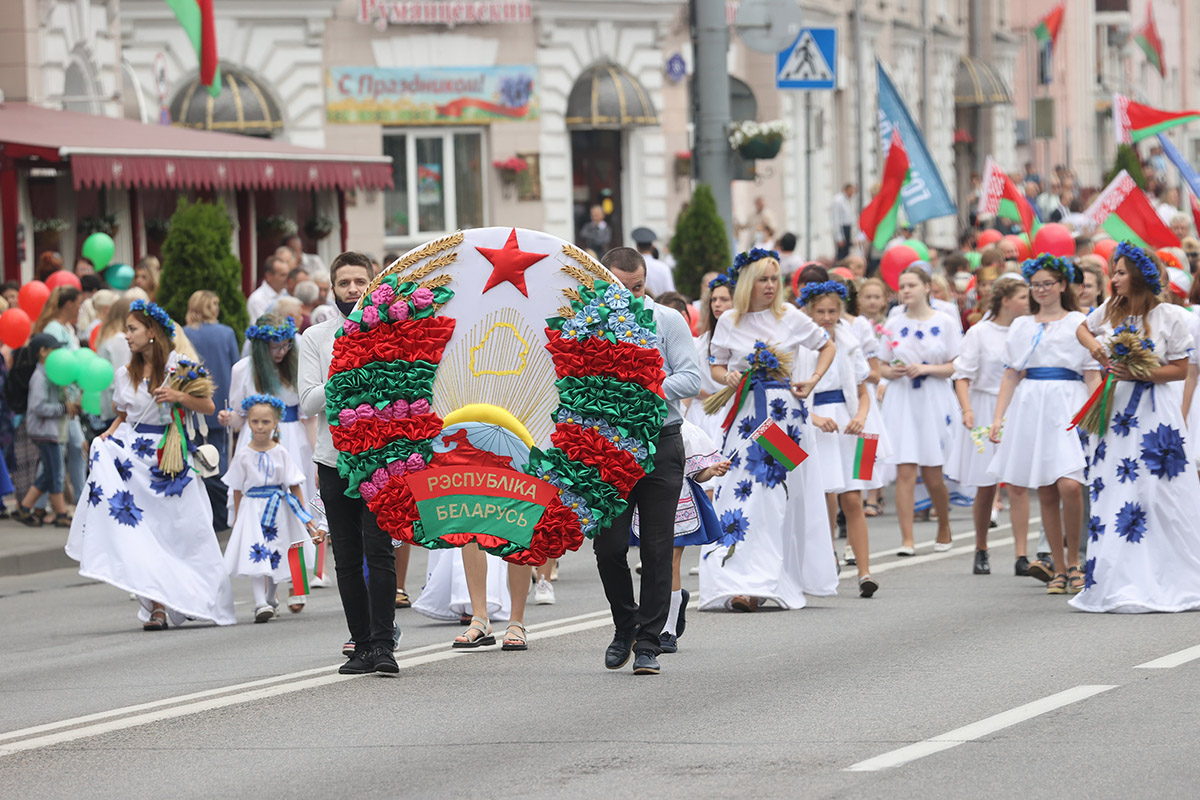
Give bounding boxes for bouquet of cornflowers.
[1071,323,1158,436]
[158,357,215,476]
[703,341,793,416]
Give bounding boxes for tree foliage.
[156,198,249,344]
[669,183,732,298]
[1106,143,1147,190]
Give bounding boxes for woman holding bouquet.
[66,299,236,630]
[698,249,837,612]
[1071,244,1200,613]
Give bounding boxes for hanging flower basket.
[728,120,790,161]
[304,216,335,241]
[78,214,119,238]
[492,156,529,188]
[257,215,297,237]
[145,218,171,242]
[674,151,693,178]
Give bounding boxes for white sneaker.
[932,541,953,553]
[533,578,556,605]
[688,565,700,575]
[311,573,331,588]
[843,545,856,566]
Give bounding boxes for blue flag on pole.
[1158,134,1200,200]
[876,61,956,225]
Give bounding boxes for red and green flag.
[977,156,1040,240]
[859,131,910,251]
[1191,194,1200,238]
[1134,5,1165,78]
[750,419,808,471]
[288,543,310,596]
[1083,170,1181,250]
[852,434,878,482]
[1114,95,1200,144]
[165,0,220,97]
[1033,3,1064,48]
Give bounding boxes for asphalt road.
[2,505,1199,799]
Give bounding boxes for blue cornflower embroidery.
[262,524,278,542]
[914,329,925,340]
[1078,429,1091,450]
[733,480,753,501]
[746,442,787,488]
[900,327,910,338]
[1115,501,1147,543]
[86,481,103,507]
[269,550,282,570]
[1090,477,1104,502]
[249,543,270,563]
[786,424,803,445]
[107,490,143,527]
[1094,440,1107,464]
[1116,457,1139,484]
[1087,515,1105,542]
[131,437,155,458]
[1140,424,1188,480]
[791,407,804,419]
[1112,412,1138,438]
[738,418,755,439]
[770,398,788,421]
[729,452,742,469]
[945,414,952,427]
[89,449,100,467]
[717,509,749,547]
[113,458,133,482]
[930,326,941,337]
[1083,557,1097,590]
[149,467,192,497]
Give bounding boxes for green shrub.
[156,198,249,344]
[1106,143,1147,190]
[669,183,732,298]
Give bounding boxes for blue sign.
[876,60,956,223]
[666,53,686,84]
[777,28,836,90]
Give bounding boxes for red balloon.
[880,245,920,291]
[1092,238,1117,271]
[17,281,50,319]
[683,303,699,336]
[89,324,100,350]
[45,270,83,292]
[1032,223,1075,257]
[1002,234,1032,261]
[0,308,31,349]
[976,230,1004,250]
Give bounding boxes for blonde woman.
[133,256,161,300]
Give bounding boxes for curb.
[0,546,76,578]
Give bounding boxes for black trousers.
[835,225,852,260]
[593,424,685,655]
[318,463,396,648]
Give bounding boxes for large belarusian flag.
[1114,95,1200,144]
[859,131,909,251]
[1033,2,1064,84]
[1134,5,1165,78]
[1083,170,1181,250]
[977,156,1040,240]
[165,0,220,96]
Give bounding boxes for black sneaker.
[659,632,678,653]
[1014,556,1030,576]
[632,650,661,675]
[604,629,636,670]
[973,550,991,575]
[677,588,689,639]
[372,645,399,674]
[339,646,376,675]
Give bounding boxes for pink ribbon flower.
[371,467,390,489]
[411,288,434,309]
[361,305,381,328]
[338,408,358,427]
[389,301,410,323]
[342,320,358,336]
[409,398,430,416]
[360,482,379,501]
[371,284,396,306]
[393,399,411,419]
[405,452,426,472]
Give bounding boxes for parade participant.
[65,299,235,630]
[800,280,884,597]
[964,265,1000,328]
[593,247,700,676]
[451,545,533,652]
[223,395,320,623]
[12,334,76,527]
[856,277,890,517]
[94,299,133,425]
[1076,258,1108,312]
[989,255,1099,594]
[132,256,160,300]
[32,286,85,503]
[413,547,512,627]
[247,255,289,324]
[699,249,837,613]
[685,274,733,443]
[879,266,962,555]
[1071,244,1200,612]
[951,276,1032,575]
[298,252,398,674]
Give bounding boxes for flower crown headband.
[1020,253,1076,285]
[1114,241,1163,295]
[717,247,780,290]
[241,393,285,415]
[246,316,297,342]
[799,280,848,306]
[708,273,732,291]
[129,299,175,337]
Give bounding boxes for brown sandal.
[143,609,169,631]
[1066,565,1085,594]
[395,588,411,609]
[1046,573,1068,595]
[731,595,759,613]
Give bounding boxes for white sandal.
[452,616,495,648]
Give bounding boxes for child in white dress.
[224,395,320,623]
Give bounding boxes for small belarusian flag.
[852,434,878,482]
[165,0,221,97]
[1134,5,1165,78]
[750,418,808,471]
[859,131,910,251]
[1113,95,1200,145]
[288,543,310,596]
[1083,170,1181,250]
[977,156,1040,241]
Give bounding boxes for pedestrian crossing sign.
[777,27,837,90]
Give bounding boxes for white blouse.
[710,306,829,375]
[113,351,182,426]
[953,320,1011,395]
[1006,312,1099,373]
[880,309,962,367]
[1085,302,1194,365]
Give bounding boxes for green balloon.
[77,357,115,392]
[81,390,103,416]
[73,347,96,366]
[903,239,930,261]
[82,233,115,271]
[107,263,134,290]
[965,251,982,268]
[45,349,79,387]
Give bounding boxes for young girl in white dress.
[800,281,886,598]
[66,299,236,630]
[989,255,1100,595]
[699,250,837,612]
[686,277,734,444]
[224,395,320,623]
[1071,243,1200,612]
[878,266,963,556]
[856,277,892,517]
[951,276,1032,576]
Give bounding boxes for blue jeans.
[32,441,64,494]
[34,418,84,508]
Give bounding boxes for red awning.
[0,103,393,191]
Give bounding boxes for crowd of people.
[3,192,1199,679]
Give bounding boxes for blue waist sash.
[1122,380,1156,417]
[813,389,846,406]
[282,404,300,423]
[131,422,168,435]
[1025,367,1083,382]
[245,484,313,531]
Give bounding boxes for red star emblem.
[476,228,548,297]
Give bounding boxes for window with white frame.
[383,129,486,241]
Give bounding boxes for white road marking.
[1134,643,1200,669]
[844,685,1117,772]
